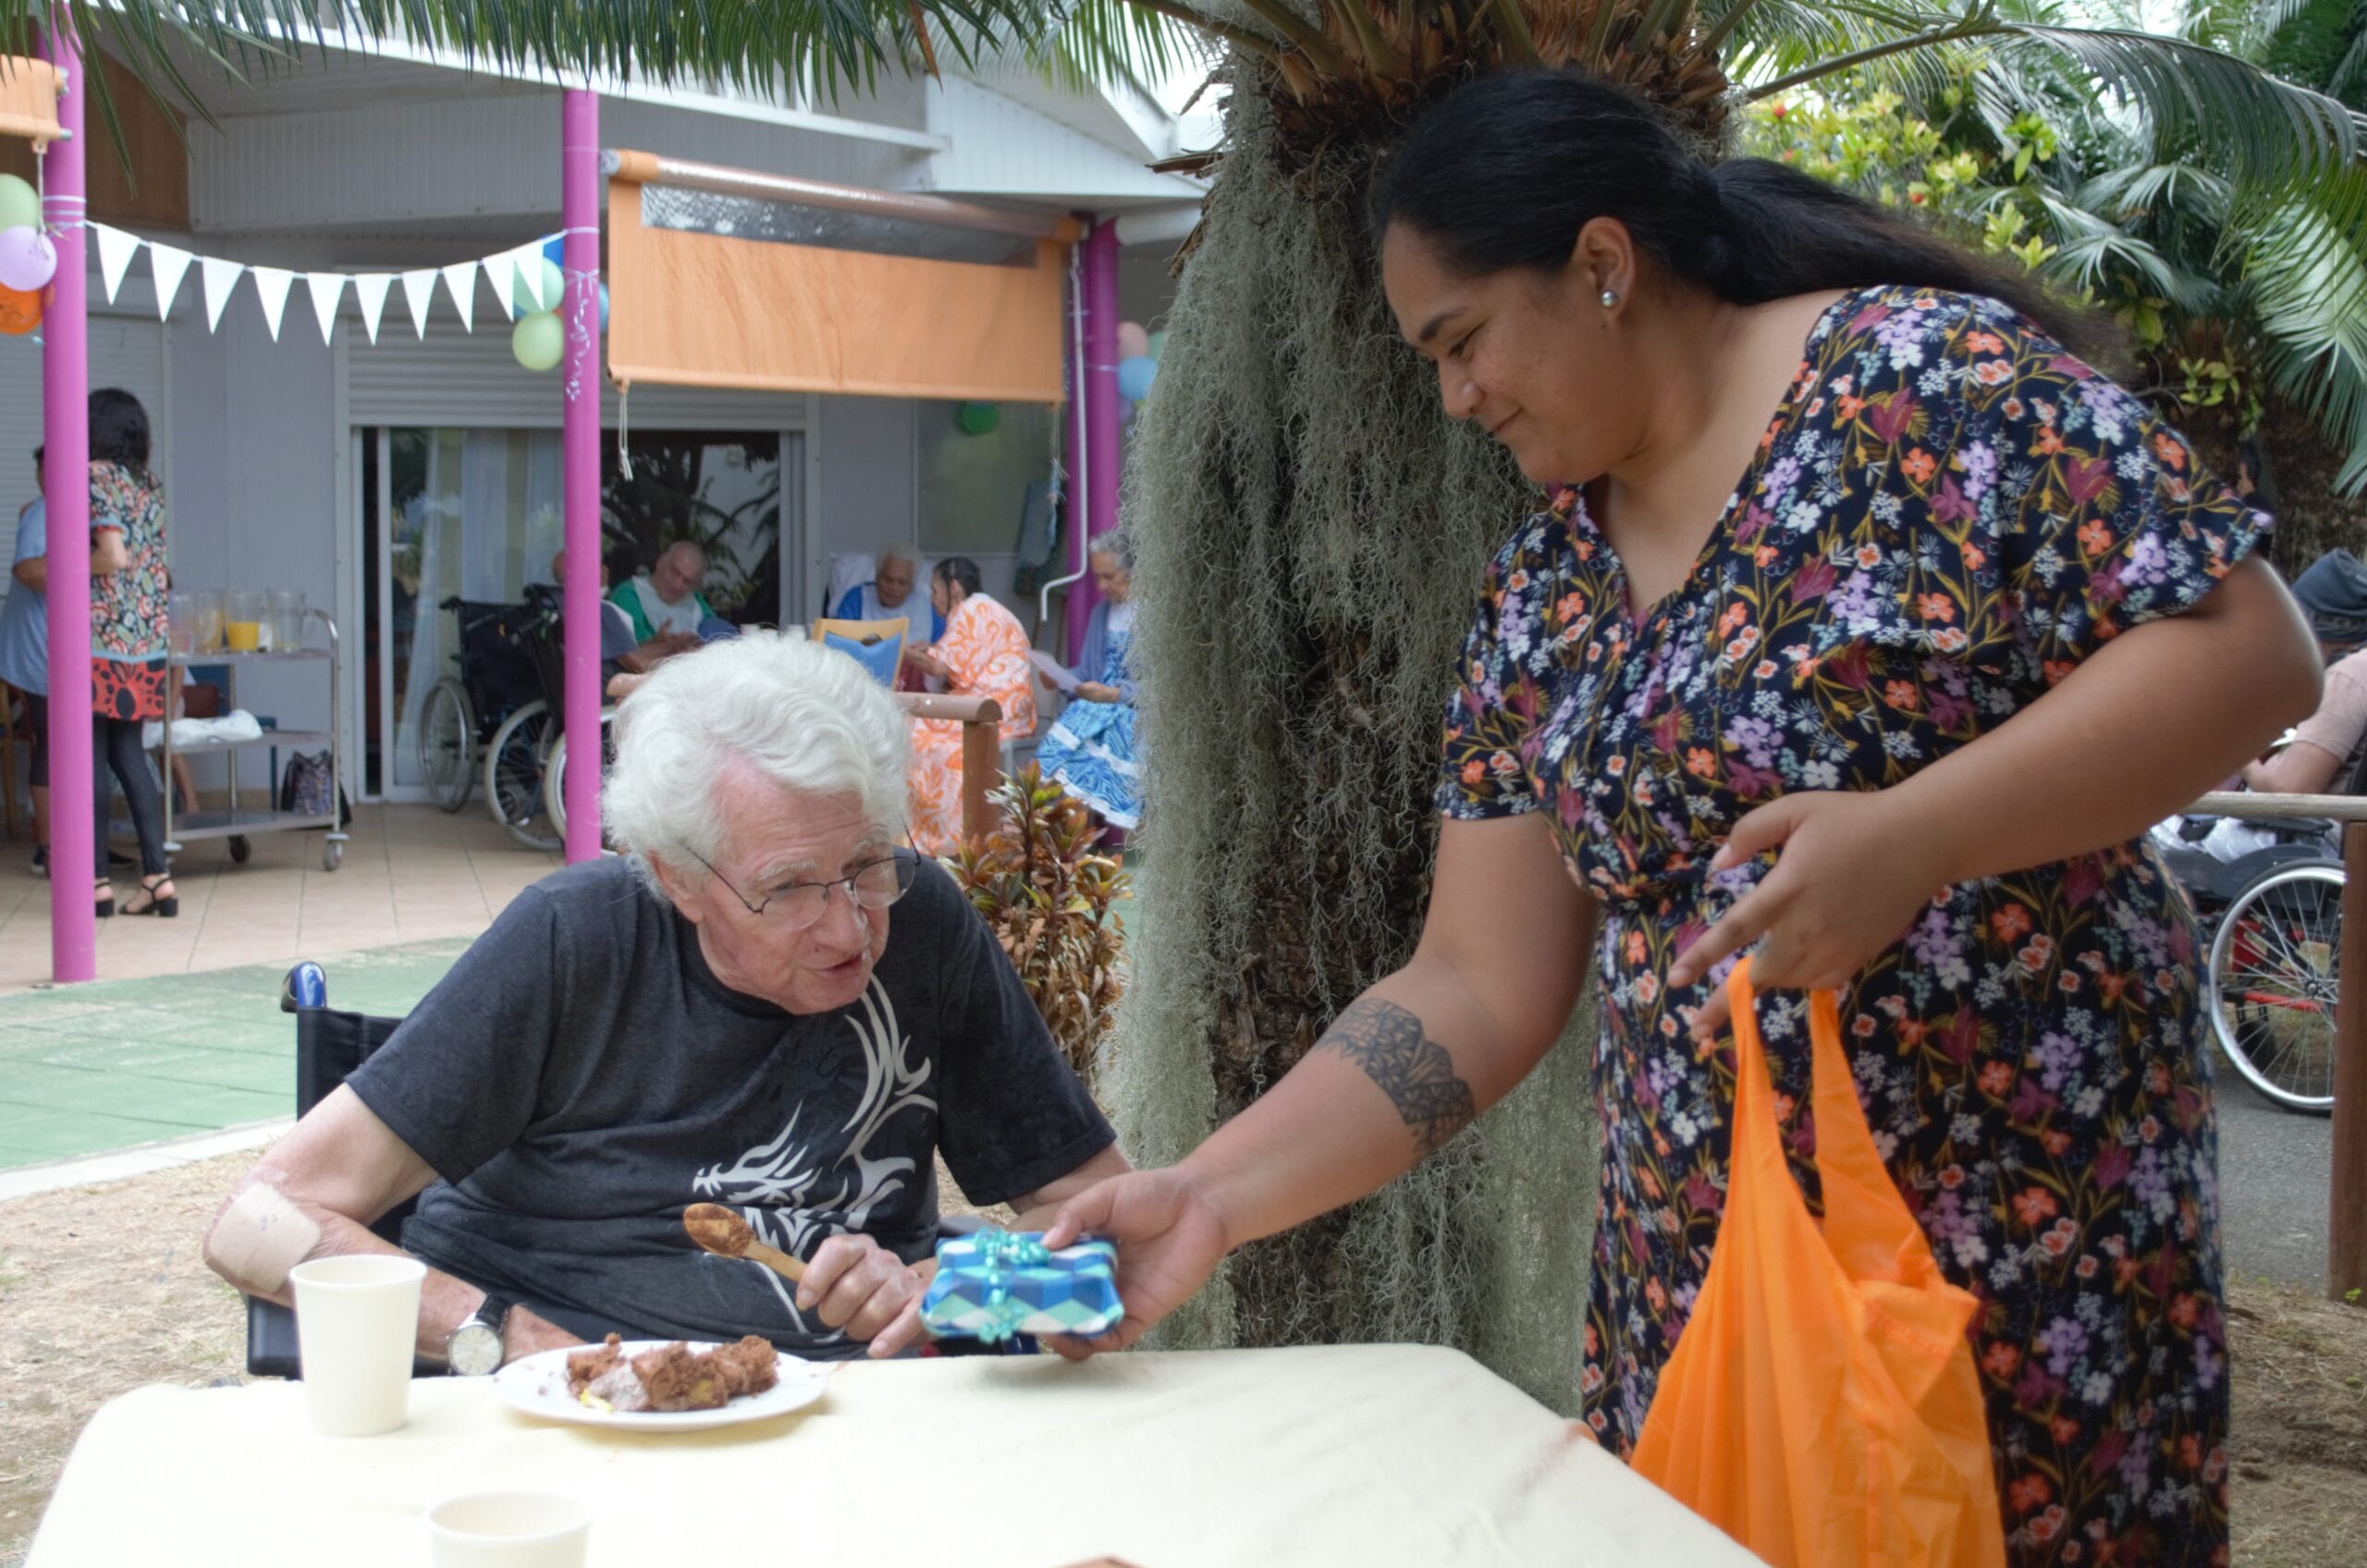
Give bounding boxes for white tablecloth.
[30,1344,1758,1567]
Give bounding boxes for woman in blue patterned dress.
[1036,535,1142,832]
[1040,71,2324,1565]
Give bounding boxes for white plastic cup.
[288,1255,426,1436]
[426,1490,591,1568]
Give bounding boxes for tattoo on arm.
[1323,998,1477,1158]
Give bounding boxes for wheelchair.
[2157,814,2341,1115]
[415,590,564,851]
[249,961,1021,1378]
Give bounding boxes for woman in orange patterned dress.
[903,557,1036,853]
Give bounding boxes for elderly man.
[203,633,1125,1368]
[833,545,947,643]
[611,539,719,643]
[551,546,688,701]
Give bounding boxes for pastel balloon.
[0,175,39,234]
[512,311,564,372]
[0,226,57,292]
[1116,321,1149,360]
[1116,354,1156,401]
[1147,329,1168,361]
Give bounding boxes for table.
[30,1344,1759,1567]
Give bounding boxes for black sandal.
[123,874,178,918]
[93,877,115,919]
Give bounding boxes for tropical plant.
[944,764,1130,1091]
[59,0,2367,1411]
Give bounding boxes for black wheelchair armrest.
[246,1294,443,1379]
[246,1296,300,1379]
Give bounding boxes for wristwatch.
[446,1292,518,1377]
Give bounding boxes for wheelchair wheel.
[2207,860,2341,1114]
[418,677,475,814]
[543,706,618,844]
[484,700,561,852]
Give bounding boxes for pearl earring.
[1600,288,1619,309]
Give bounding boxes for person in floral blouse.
[902,557,1036,853]
[86,388,176,917]
[1036,71,2323,1565]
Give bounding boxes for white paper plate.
[495,1340,829,1431]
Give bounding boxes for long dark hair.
[1371,69,2096,356]
[88,387,153,476]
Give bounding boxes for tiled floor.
[0,802,560,992]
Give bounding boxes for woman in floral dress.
[87,389,176,917]
[904,556,1036,853]
[1036,72,2323,1565]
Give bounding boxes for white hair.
[603,631,909,893]
[877,545,920,573]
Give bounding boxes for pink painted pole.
[43,19,92,982]
[1064,221,1121,660]
[560,88,602,861]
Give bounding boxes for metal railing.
[2184,790,2367,1303]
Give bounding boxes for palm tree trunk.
[1103,66,1600,1411]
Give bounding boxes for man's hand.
[797,1234,932,1358]
[1040,1167,1233,1360]
[903,645,948,680]
[1667,788,1952,1044]
[1073,680,1122,704]
[498,1305,587,1366]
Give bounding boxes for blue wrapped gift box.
[920,1230,1124,1342]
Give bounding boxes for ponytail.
[1371,69,2100,358]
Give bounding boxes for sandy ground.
[1,1153,2361,1566]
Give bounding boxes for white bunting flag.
[305,271,347,347]
[250,265,296,341]
[484,246,521,321]
[399,268,438,338]
[440,260,478,333]
[516,243,555,311]
[200,255,245,333]
[350,273,391,345]
[94,224,139,305]
[146,243,192,321]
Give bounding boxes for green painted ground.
[0,940,472,1170]
[0,860,1146,1173]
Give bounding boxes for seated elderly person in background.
[611,539,732,645]
[835,545,948,695]
[2245,548,2367,795]
[202,632,1124,1368]
[550,546,680,702]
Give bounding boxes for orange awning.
[605,149,1075,403]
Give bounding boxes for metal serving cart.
[147,607,350,872]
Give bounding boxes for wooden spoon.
[683,1202,806,1284]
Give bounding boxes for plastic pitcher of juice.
[226,589,264,652]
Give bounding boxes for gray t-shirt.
[347,854,1112,1357]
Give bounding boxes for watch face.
[448,1320,503,1377]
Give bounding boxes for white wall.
[168,310,342,789]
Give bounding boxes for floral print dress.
[89,460,169,721]
[907,593,1037,853]
[1440,288,2256,1565]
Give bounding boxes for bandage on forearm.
[208,1180,324,1294]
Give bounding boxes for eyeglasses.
[689,842,919,930]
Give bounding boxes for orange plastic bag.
[1632,959,2005,1568]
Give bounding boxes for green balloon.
[514,256,565,314]
[0,176,37,235]
[512,311,565,372]
[1147,329,1168,361]
[956,401,1000,435]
